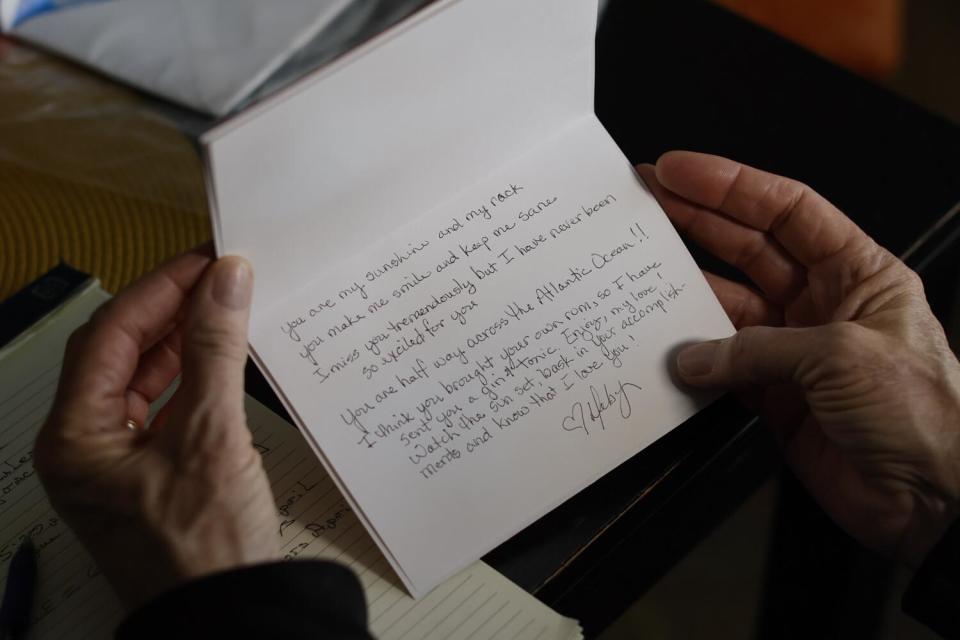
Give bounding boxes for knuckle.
[87,301,115,330]
[776,176,808,203]
[768,178,809,229]
[733,235,768,272]
[180,418,255,479]
[725,325,773,379]
[819,322,870,358]
[807,322,881,382]
[900,265,925,296]
[730,325,768,357]
[191,428,232,464]
[188,324,245,362]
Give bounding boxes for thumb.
[178,256,254,409]
[676,325,821,388]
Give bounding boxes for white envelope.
[7,0,353,115]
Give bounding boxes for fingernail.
[677,341,719,377]
[212,258,252,310]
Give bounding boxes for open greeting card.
[203,0,734,597]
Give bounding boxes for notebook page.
[0,282,581,640]
[249,398,581,640]
[0,281,119,640]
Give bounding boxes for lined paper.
[0,282,118,640]
[0,282,581,639]
[250,397,581,640]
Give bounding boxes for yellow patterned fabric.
[0,37,210,299]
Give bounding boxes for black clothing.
[117,517,960,640]
[903,517,960,638]
[117,561,373,640]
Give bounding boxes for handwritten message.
[272,180,694,483]
[248,120,734,595]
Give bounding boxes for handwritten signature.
[561,380,643,435]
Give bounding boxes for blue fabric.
[11,0,107,28]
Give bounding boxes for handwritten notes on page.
[0,283,580,639]
[248,399,582,640]
[0,282,120,639]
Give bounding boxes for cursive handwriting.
[561,379,643,435]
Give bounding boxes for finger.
[675,325,823,389]
[638,163,805,304]
[147,386,183,432]
[703,272,783,329]
[50,249,213,434]
[125,327,184,426]
[173,256,253,426]
[654,152,869,268]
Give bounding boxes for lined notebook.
[0,281,581,639]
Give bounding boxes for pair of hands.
[36,152,960,610]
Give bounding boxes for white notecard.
[203,0,735,596]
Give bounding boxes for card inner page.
[249,117,735,594]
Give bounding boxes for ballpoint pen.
[0,539,37,640]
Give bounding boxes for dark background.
[596,1,960,638]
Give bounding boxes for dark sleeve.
[116,560,374,640]
[902,517,960,638]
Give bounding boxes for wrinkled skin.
[35,250,279,610]
[640,152,960,568]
